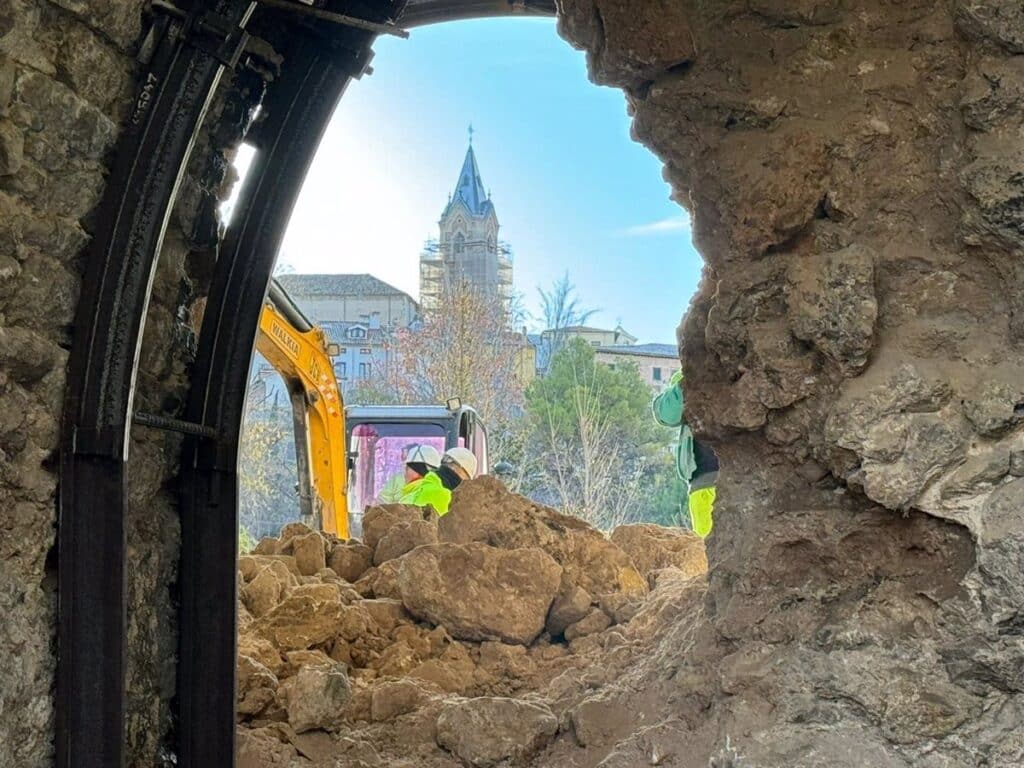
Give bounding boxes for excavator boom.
[255,280,349,537]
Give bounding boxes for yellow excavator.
[256,280,349,537]
[255,279,490,539]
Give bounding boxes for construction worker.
[653,370,718,538]
[437,447,479,491]
[378,443,419,503]
[397,444,452,515]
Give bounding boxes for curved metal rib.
[399,0,555,27]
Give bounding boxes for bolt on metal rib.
[133,412,219,439]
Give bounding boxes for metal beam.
[57,2,254,766]
[176,2,401,763]
[399,0,555,27]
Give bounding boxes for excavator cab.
[345,401,488,536]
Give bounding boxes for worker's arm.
[652,370,685,427]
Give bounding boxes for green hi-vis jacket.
[399,472,452,516]
[652,370,697,486]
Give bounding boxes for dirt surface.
[236,478,708,767]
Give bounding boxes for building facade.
[275,273,419,328]
[595,343,680,391]
[543,324,638,350]
[420,142,513,312]
[258,273,416,398]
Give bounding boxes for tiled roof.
[597,343,679,359]
[276,273,412,299]
[319,321,389,345]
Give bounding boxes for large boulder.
[546,578,593,637]
[397,543,563,645]
[240,560,296,618]
[236,655,279,717]
[250,594,344,651]
[291,532,327,576]
[373,518,438,565]
[362,505,427,551]
[328,540,373,582]
[279,662,352,733]
[610,524,708,583]
[440,478,647,597]
[436,697,559,767]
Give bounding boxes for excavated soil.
[236,477,709,767]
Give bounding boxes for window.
[360,348,371,355]
[349,328,365,339]
[591,341,601,347]
[653,367,663,382]
[336,362,347,378]
[358,362,370,379]
[454,233,465,254]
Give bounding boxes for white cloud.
[619,215,691,237]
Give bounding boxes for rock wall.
[0,1,141,764]
[1,1,257,764]
[558,0,1024,763]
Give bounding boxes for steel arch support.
[399,0,554,27]
[177,3,398,762]
[57,3,253,766]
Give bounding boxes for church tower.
[419,136,513,312]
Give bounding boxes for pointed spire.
[448,137,490,216]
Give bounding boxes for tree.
[537,273,598,363]
[524,338,678,529]
[383,279,530,463]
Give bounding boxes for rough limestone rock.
[328,540,373,583]
[546,579,593,637]
[398,543,563,645]
[373,518,438,566]
[236,655,278,717]
[370,679,429,722]
[251,595,344,652]
[241,561,295,618]
[441,477,647,597]
[279,662,351,734]
[362,505,428,552]
[564,610,613,642]
[787,243,878,374]
[610,524,708,583]
[436,697,558,767]
[291,532,327,577]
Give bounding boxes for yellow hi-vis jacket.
[398,472,452,516]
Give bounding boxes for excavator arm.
[255,280,349,538]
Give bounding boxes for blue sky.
[272,17,703,344]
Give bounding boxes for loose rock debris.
[237,477,707,767]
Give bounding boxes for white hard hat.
[406,444,441,470]
[444,447,478,479]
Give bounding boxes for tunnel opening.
[0,0,1014,766]
[56,1,712,764]
[227,17,711,762]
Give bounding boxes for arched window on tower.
[454,234,465,254]
[487,235,496,254]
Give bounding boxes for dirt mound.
[236,479,708,766]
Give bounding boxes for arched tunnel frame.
[57,1,555,766]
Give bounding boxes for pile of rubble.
[236,477,708,767]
